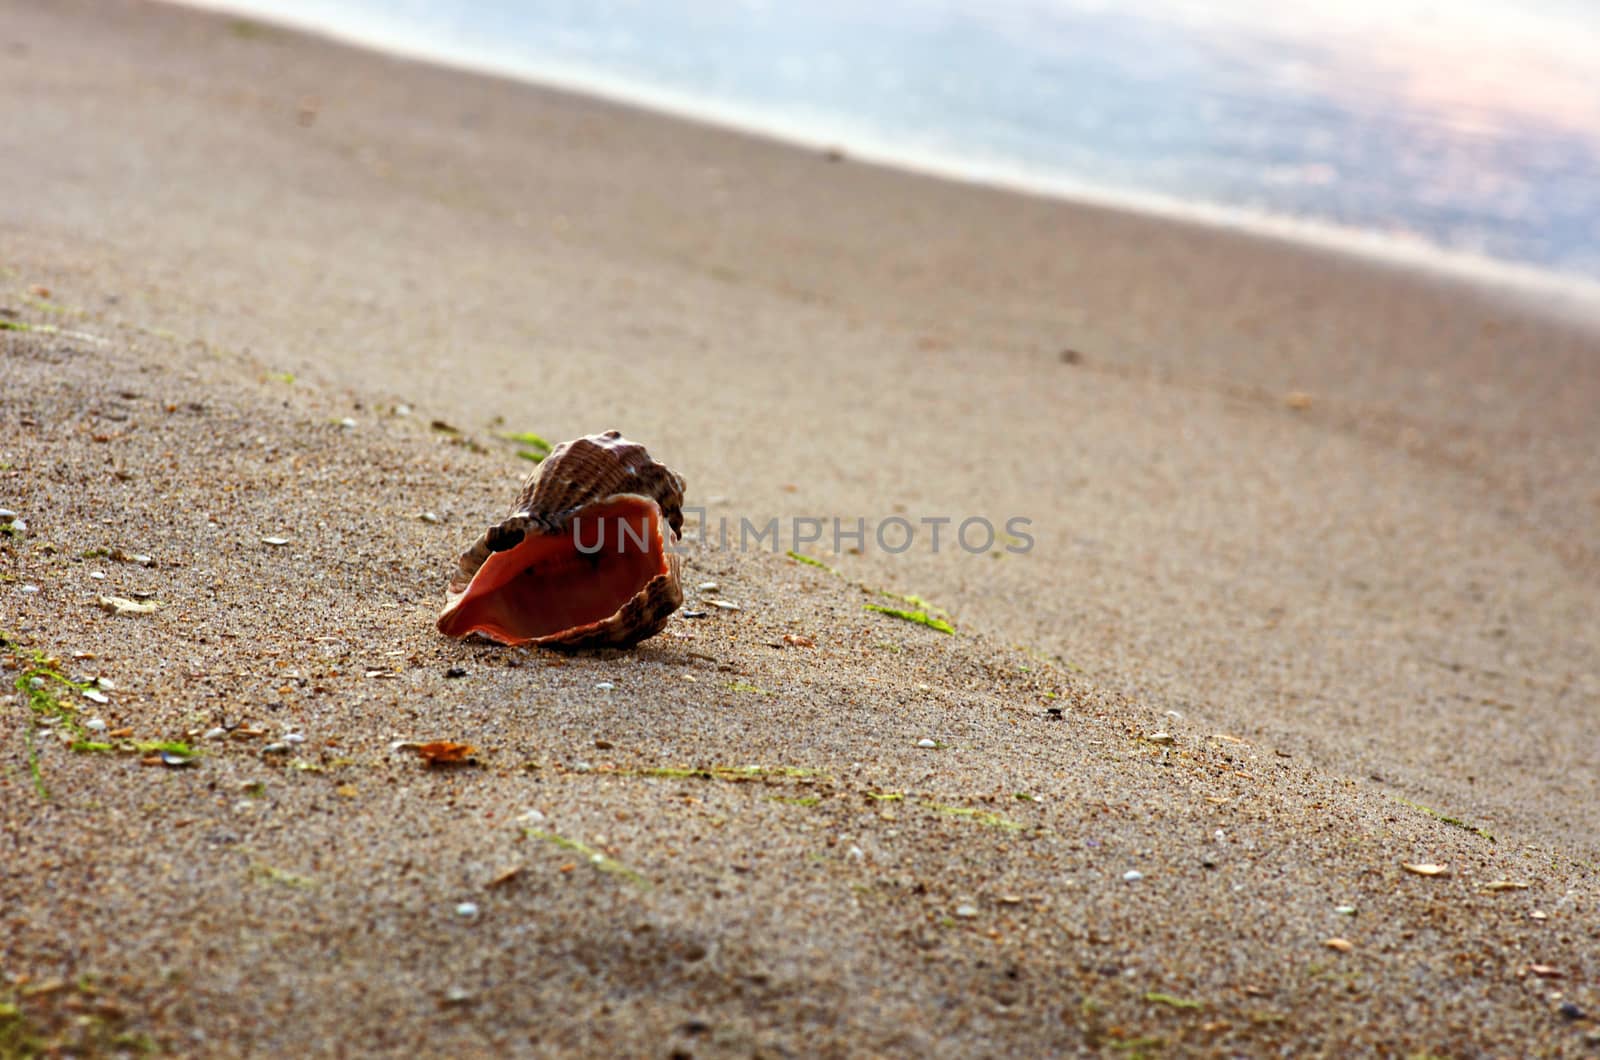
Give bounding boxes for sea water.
[178,0,1600,282]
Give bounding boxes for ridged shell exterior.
[518,431,685,538]
[441,431,686,649]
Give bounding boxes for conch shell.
[437,431,685,649]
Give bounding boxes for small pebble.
[916,738,937,749]
[82,688,109,705]
[444,667,468,679]
[261,536,291,546]
[1335,905,1357,916]
[160,751,197,768]
[847,845,864,860]
[1325,937,1354,953]
[516,809,547,825]
[29,676,45,689]
[1559,1001,1585,1021]
[1123,870,1144,882]
[954,904,979,919]
[594,681,614,691]
[1145,731,1176,745]
[697,581,719,592]
[85,718,107,732]
[262,742,291,754]
[682,610,709,618]
[709,599,742,611]
[203,727,228,740]
[20,584,39,594]
[418,511,439,524]
[89,571,106,580]
[454,902,479,919]
[7,519,26,534]
[96,676,116,690]
[339,417,358,429]
[0,508,16,520]
[282,732,306,744]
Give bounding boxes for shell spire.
[437,431,686,649]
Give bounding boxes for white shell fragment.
[98,595,160,615]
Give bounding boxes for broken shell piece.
[437,431,685,649]
[98,595,160,615]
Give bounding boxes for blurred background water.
[183,0,1600,280]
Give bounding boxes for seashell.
[437,431,685,649]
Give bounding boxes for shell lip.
[436,492,679,648]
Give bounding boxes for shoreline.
[165,0,1600,313]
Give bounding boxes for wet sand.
[2,0,1598,1054]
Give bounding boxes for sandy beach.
[3,0,1598,1054]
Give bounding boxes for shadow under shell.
[436,495,674,646]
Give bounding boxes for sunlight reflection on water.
[188,0,1600,278]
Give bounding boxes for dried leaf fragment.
[410,740,477,766]
[1528,964,1563,979]
[487,865,524,889]
[782,634,815,648]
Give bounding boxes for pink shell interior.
[436,495,671,645]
